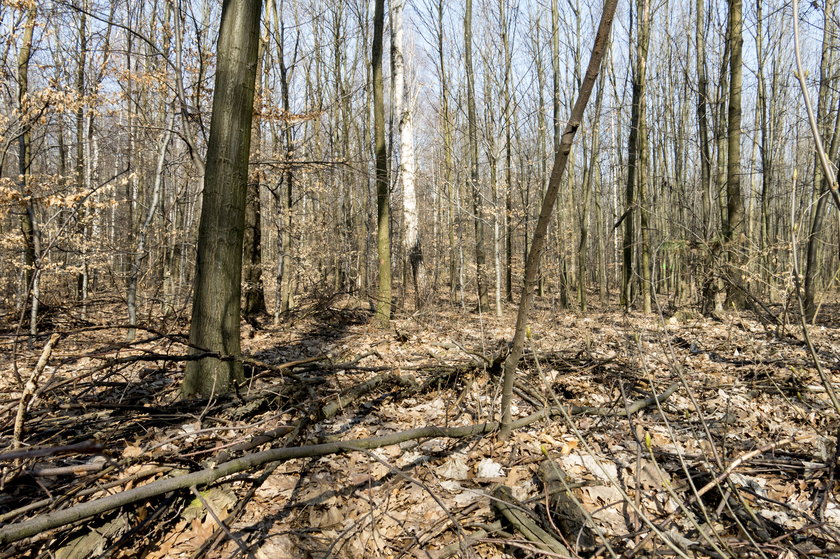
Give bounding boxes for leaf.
[475,458,504,479]
[181,488,236,522]
[436,453,469,480]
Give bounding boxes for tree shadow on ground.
[247,295,375,369]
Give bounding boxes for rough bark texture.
[725,0,746,308]
[372,0,391,328]
[183,0,263,397]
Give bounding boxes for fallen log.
[538,459,597,551]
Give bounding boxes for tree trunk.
[500,0,514,304]
[242,39,268,322]
[725,0,746,308]
[500,0,618,438]
[622,0,651,311]
[636,0,652,314]
[372,0,391,327]
[551,0,568,306]
[433,0,458,303]
[804,0,837,322]
[391,0,426,311]
[17,4,39,340]
[127,110,174,341]
[755,0,771,300]
[183,0,263,398]
[579,69,605,312]
[695,0,708,236]
[465,0,489,313]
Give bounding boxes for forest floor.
[1,294,839,559]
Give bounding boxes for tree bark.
[183,0,263,398]
[17,4,39,340]
[372,0,391,327]
[725,0,746,308]
[622,0,651,311]
[242,39,268,322]
[392,0,426,311]
[694,0,708,240]
[636,0,652,314]
[804,0,837,322]
[465,0,489,313]
[551,0,568,306]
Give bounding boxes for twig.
[30,459,107,477]
[322,372,419,418]
[694,438,799,501]
[189,486,255,559]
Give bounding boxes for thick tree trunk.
[183,0,263,398]
[725,0,746,308]
[391,0,425,311]
[372,0,391,327]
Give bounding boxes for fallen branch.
[322,372,419,419]
[0,384,678,545]
[0,440,103,462]
[13,334,59,449]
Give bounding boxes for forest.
[1,0,840,557]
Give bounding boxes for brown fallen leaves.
[1,299,839,558]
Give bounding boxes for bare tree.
[725,0,746,308]
[183,0,264,397]
[372,0,391,327]
[17,3,39,339]
[392,0,426,310]
[465,0,489,313]
[803,0,839,322]
[621,0,651,312]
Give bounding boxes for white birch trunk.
[391,0,425,310]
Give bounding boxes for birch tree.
[391,0,426,310]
